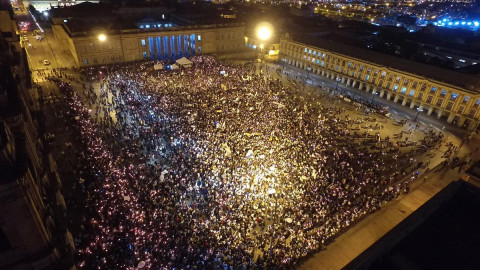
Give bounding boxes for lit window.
[312,58,315,63]
[313,51,316,55]
[162,14,165,19]
[309,49,312,54]
[409,90,415,97]
[464,96,470,103]
[365,75,370,81]
[316,59,319,64]
[84,58,88,65]
[401,87,407,94]
[140,25,145,29]
[393,85,398,91]
[440,89,447,97]
[143,52,147,59]
[198,35,201,41]
[321,61,324,66]
[146,25,150,28]
[451,93,458,100]
[141,39,146,46]
[304,48,307,52]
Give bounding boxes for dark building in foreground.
[0,6,74,270]
[345,179,480,270]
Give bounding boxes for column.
[341,76,346,84]
[457,116,466,127]
[358,82,363,90]
[394,95,399,103]
[409,102,415,109]
[346,78,351,86]
[386,92,391,100]
[365,84,370,92]
[380,89,385,97]
[446,113,455,123]
[427,107,433,115]
[401,99,407,106]
[437,110,443,119]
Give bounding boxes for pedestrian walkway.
[299,167,462,270]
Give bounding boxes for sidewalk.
[298,166,462,270]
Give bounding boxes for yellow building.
[52,17,245,67]
[280,34,480,130]
[244,35,280,60]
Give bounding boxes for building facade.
[279,36,480,130]
[52,19,245,67]
[0,12,74,270]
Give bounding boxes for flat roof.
[289,34,480,92]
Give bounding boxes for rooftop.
[288,34,480,92]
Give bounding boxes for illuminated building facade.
[52,18,244,67]
[280,34,480,130]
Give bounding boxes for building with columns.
[50,3,245,67]
[279,34,480,130]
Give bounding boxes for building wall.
[279,38,480,130]
[53,24,244,67]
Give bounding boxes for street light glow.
[98,34,107,42]
[256,22,273,41]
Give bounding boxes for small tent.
[154,63,164,71]
[169,64,180,70]
[176,57,193,68]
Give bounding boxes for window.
[367,68,371,74]
[309,49,312,54]
[426,95,434,103]
[418,93,424,99]
[403,79,409,86]
[381,71,386,78]
[313,51,317,55]
[304,48,307,53]
[400,87,407,94]
[475,99,480,107]
[365,75,370,81]
[111,55,115,62]
[93,58,97,64]
[450,93,458,100]
[388,74,393,81]
[440,89,447,97]
[430,87,437,93]
[360,65,364,71]
[141,39,146,46]
[198,35,201,41]
[412,82,418,89]
[143,51,147,59]
[420,84,427,91]
[198,46,202,53]
[90,43,94,52]
[82,45,86,52]
[321,61,324,66]
[463,96,470,104]
[457,106,464,114]
[84,58,88,65]
[469,109,477,118]
[312,58,315,63]
[374,69,378,76]
[446,102,454,110]
[393,84,399,92]
[145,25,150,28]
[409,90,415,97]
[436,99,443,107]
[396,76,401,83]
[316,59,320,64]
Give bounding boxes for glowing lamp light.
[474,22,479,27]
[98,34,107,42]
[256,22,273,41]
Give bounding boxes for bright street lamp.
[98,34,107,42]
[414,107,423,122]
[371,91,378,103]
[256,22,273,41]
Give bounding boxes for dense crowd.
[52,56,442,269]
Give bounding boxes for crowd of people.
[51,56,443,269]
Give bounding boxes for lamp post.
[414,107,423,122]
[335,77,341,90]
[371,91,377,103]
